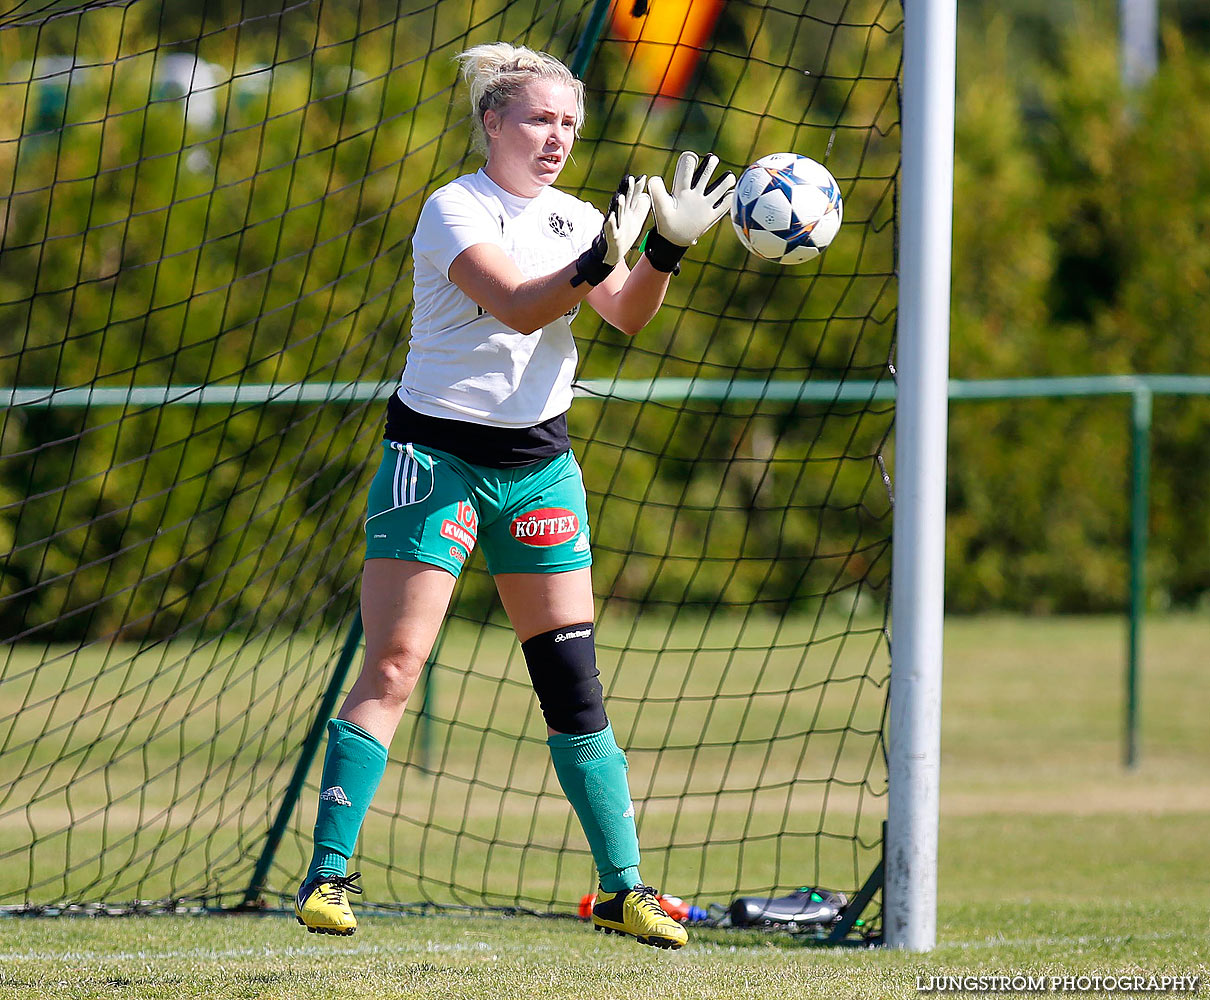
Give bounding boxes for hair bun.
[454,43,585,157]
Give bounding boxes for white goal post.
[886,0,957,952]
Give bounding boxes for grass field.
[2,615,1207,999]
[2,609,890,910]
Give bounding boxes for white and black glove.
[572,174,651,287]
[644,150,736,273]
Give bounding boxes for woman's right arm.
[447,176,650,335]
[448,243,589,336]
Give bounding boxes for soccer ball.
[730,153,843,264]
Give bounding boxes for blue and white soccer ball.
[730,153,843,264]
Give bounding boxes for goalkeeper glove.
[572,174,650,287]
[645,151,736,273]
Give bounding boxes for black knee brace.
[520,623,607,735]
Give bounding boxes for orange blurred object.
[611,0,724,101]
[656,894,689,921]
[578,892,597,918]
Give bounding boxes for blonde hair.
[455,42,585,156]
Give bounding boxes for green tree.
[946,7,1210,611]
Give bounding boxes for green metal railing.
[947,375,1210,767]
[9,371,1205,773]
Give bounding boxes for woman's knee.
[358,649,425,706]
[521,622,606,734]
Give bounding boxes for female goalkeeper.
[293,42,734,950]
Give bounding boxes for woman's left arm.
[587,149,736,338]
[585,256,672,337]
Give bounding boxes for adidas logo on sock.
[320,785,352,806]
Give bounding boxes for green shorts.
[364,441,592,578]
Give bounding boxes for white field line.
[0,927,1196,964]
[938,928,1196,952]
[0,939,500,964]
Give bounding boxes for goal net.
[0,0,900,937]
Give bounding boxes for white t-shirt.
[398,169,603,429]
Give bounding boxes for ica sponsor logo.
[510,507,580,547]
[440,500,479,554]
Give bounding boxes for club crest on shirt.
[548,213,574,238]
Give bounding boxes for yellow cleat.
[592,884,689,950]
[294,871,362,936]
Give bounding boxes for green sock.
[547,724,641,893]
[305,718,388,883]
